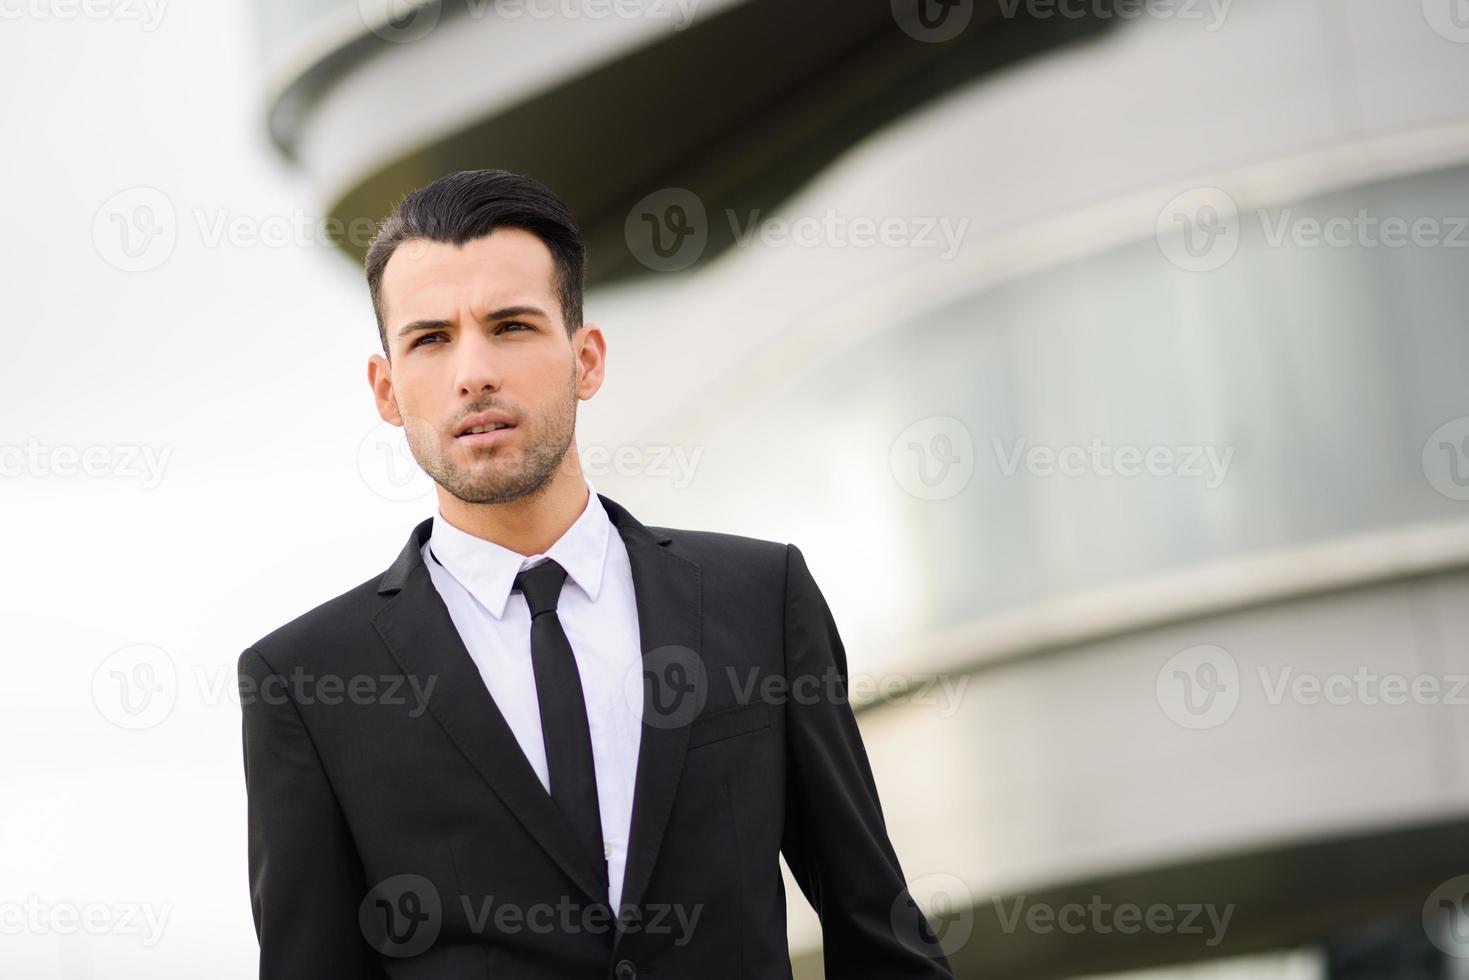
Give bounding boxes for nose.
[452,319,504,397]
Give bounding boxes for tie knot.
[513,558,568,618]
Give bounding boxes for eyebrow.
[395,305,551,339]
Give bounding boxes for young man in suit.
[238,169,956,979]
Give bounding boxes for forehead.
[380,227,557,324]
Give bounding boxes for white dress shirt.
[421,476,644,912]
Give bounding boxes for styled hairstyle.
[364,169,587,354]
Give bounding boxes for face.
[368,227,604,505]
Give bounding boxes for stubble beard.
[405,370,577,506]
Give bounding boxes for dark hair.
[364,169,587,354]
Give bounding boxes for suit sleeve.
[239,646,389,980]
[778,544,958,979]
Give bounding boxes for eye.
[498,321,533,333]
[410,332,445,348]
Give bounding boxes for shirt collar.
[426,476,611,619]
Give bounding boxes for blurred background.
[3,0,1469,976]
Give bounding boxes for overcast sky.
[1,4,408,974]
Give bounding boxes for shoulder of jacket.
[242,573,386,672]
[650,524,789,564]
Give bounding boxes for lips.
[457,426,515,448]
[454,411,517,438]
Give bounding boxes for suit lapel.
[371,518,609,906]
[369,492,702,934]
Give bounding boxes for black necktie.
[512,558,608,901]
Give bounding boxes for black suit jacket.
[239,493,956,979]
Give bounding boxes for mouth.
[454,413,518,448]
[457,427,515,448]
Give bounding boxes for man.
[238,169,956,979]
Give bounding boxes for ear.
[368,353,402,425]
[573,322,607,400]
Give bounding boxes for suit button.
[613,959,636,980]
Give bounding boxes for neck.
[436,452,589,557]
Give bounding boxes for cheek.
[392,371,451,434]
[516,353,576,395]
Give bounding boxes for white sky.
[0,3,423,974]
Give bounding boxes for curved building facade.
[257,0,1469,975]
